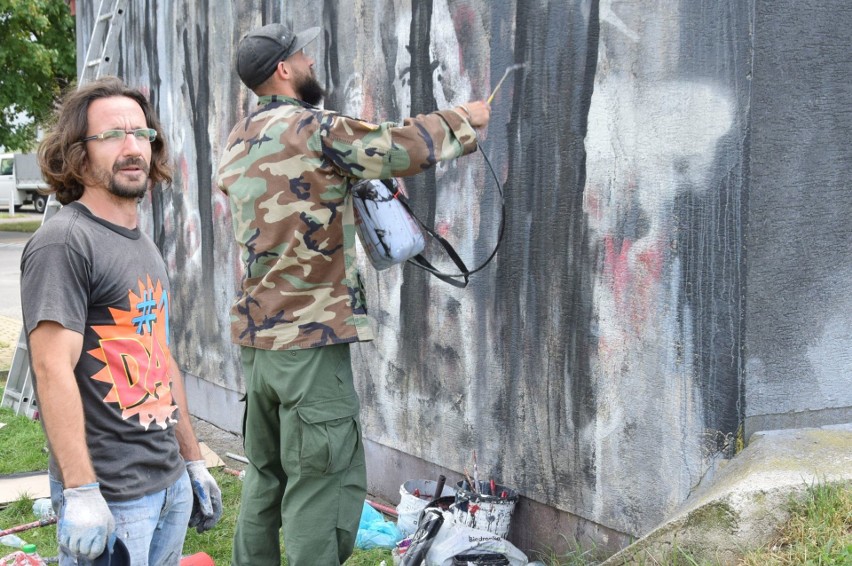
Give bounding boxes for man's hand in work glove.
[59,483,115,560]
[186,460,222,533]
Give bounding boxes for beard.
[295,71,325,106]
[95,156,151,200]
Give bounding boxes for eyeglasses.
[81,129,158,143]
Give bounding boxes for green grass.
[739,481,852,566]
[0,407,394,564]
[0,219,40,233]
[0,407,49,474]
[527,534,606,565]
[0,496,57,556]
[520,483,852,566]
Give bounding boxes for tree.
[0,0,76,152]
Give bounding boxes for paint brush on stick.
[463,468,475,492]
[473,450,479,493]
[487,63,528,105]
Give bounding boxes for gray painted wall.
[745,1,852,438]
[74,0,851,555]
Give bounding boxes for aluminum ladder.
[1,0,127,418]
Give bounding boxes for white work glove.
[59,483,115,560]
[186,460,222,533]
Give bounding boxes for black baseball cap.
[236,23,321,90]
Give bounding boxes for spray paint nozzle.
[487,63,528,105]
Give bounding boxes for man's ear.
[277,60,292,81]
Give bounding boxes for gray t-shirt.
[21,202,183,501]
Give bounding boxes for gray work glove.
[59,483,115,560]
[186,460,222,533]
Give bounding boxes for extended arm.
[321,99,491,180]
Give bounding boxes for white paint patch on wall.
[582,1,735,533]
[803,270,852,410]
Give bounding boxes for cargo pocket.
[295,394,361,476]
[239,393,248,448]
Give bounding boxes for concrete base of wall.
[364,438,633,560]
[184,372,242,434]
[745,406,852,441]
[601,424,852,565]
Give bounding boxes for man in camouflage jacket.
[217,22,491,565]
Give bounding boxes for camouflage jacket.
[217,95,478,350]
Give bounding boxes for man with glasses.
[217,22,490,566]
[20,76,221,565]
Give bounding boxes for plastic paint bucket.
[452,481,518,539]
[396,479,456,536]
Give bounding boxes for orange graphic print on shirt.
[88,276,178,430]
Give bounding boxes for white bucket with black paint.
[452,481,518,539]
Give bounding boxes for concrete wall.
[744,1,852,439]
[74,0,851,556]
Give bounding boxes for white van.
[0,153,49,213]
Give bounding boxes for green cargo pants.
[232,343,367,565]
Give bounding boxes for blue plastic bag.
[355,501,403,549]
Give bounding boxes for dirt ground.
[191,416,248,473]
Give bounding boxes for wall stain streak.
[675,0,749,452]
[180,2,215,340]
[399,0,439,415]
[321,0,341,103]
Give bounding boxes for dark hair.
[37,76,173,204]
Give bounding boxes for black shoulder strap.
[395,192,471,288]
[389,143,505,288]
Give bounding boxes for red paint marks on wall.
[604,235,632,305]
[603,234,666,328]
[179,154,190,192]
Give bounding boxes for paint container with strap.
[352,178,425,270]
[452,481,518,539]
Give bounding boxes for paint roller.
[487,63,528,105]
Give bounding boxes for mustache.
[113,156,150,174]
